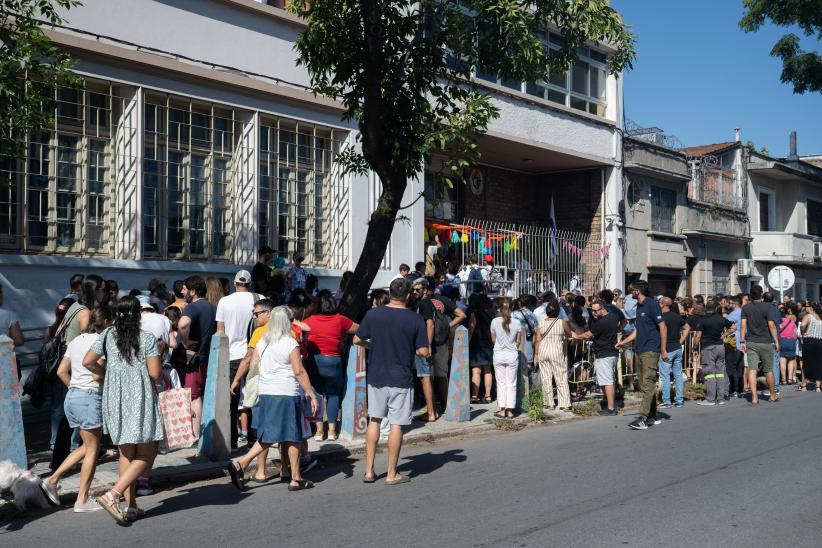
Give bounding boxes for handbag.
[156,378,196,451]
[43,305,84,378]
[243,353,261,408]
[302,389,324,422]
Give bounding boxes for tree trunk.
[338,175,407,319]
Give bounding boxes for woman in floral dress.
[83,296,164,523]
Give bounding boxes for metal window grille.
[688,162,746,210]
[258,119,347,268]
[0,82,117,254]
[651,186,676,233]
[142,95,239,260]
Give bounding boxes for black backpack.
[432,301,451,346]
[23,305,83,408]
[468,267,485,295]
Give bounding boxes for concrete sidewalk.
[30,400,590,502]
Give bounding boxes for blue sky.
[612,0,822,157]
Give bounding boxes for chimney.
[734,128,740,142]
[788,131,798,160]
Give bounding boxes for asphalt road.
[4,389,822,548]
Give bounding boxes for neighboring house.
[746,136,822,301]
[623,130,750,297]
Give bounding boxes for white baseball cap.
[235,270,252,284]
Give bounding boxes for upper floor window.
[258,119,341,268]
[142,96,238,260]
[0,82,115,254]
[758,189,775,231]
[808,199,822,237]
[651,186,676,233]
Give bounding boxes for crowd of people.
[6,244,821,522]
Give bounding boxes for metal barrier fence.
[457,219,608,297]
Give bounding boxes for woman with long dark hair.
[468,293,495,404]
[304,291,358,441]
[800,303,822,392]
[83,296,164,523]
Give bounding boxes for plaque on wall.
[468,168,484,195]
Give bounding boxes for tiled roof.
[682,141,739,157]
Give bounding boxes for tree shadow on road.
[397,449,467,479]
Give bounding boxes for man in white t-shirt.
[216,269,259,449]
[137,295,171,350]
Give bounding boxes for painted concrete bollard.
[199,333,231,460]
[340,344,367,440]
[445,326,470,422]
[0,337,27,468]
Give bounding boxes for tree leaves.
[0,0,81,161]
[740,0,822,94]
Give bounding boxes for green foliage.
[526,388,545,422]
[740,0,822,94]
[683,381,706,401]
[289,1,634,315]
[0,0,81,163]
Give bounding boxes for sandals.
[226,461,245,490]
[494,412,508,419]
[314,433,324,442]
[99,489,126,524]
[483,397,493,404]
[363,475,377,483]
[770,393,782,402]
[385,475,410,486]
[123,506,145,522]
[287,479,314,491]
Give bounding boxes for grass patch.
[572,398,601,416]
[683,381,706,401]
[484,417,525,431]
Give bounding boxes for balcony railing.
[688,167,746,210]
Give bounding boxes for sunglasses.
[252,310,270,317]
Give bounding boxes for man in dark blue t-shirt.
[616,280,667,430]
[355,278,429,485]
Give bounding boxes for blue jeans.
[314,354,343,425]
[658,347,684,405]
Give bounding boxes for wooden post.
[198,333,231,460]
[445,326,470,422]
[340,344,367,440]
[0,337,27,468]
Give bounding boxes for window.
[258,120,340,267]
[808,199,822,237]
[712,260,732,296]
[2,83,115,253]
[522,33,608,116]
[424,172,458,222]
[759,190,775,231]
[651,186,676,233]
[142,97,237,259]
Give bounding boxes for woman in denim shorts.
[41,308,113,513]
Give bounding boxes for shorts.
[415,355,432,377]
[746,342,774,373]
[64,387,103,430]
[367,385,413,426]
[175,356,207,400]
[594,357,617,386]
[432,343,450,378]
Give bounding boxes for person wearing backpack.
[414,278,466,416]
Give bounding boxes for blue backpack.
[468,267,485,295]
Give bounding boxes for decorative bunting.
[451,230,460,244]
[461,231,469,243]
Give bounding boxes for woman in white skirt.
[534,300,573,411]
[490,300,522,418]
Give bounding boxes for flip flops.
[363,475,377,483]
[287,479,314,491]
[384,475,410,486]
[226,462,245,490]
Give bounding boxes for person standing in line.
[468,293,495,404]
[800,303,822,392]
[0,283,24,347]
[355,278,429,485]
[177,275,217,439]
[571,298,620,415]
[304,292,358,441]
[284,251,308,294]
[226,307,318,492]
[534,300,573,412]
[658,297,686,409]
[489,300,522,418]
[40,307,113,512]
[512,297,538,373]
[778,306,798,386]
[147,278,168,314]
[740,285,780,404]
[763,291,782,393]
[620,287,638,392]
[616,280,667,430]
[205,276,225,308]
[216,270,258,449]
[252,245,275,297]
[695,302,735,406]
[725,296,745,398]
[83,297,164,523]
[409,279,439,422]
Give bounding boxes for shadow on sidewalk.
[397,449,467,479]
[142,482,252,519]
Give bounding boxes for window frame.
[806,198,822,237]
[650,185,677,234]
[758,188,776,232]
